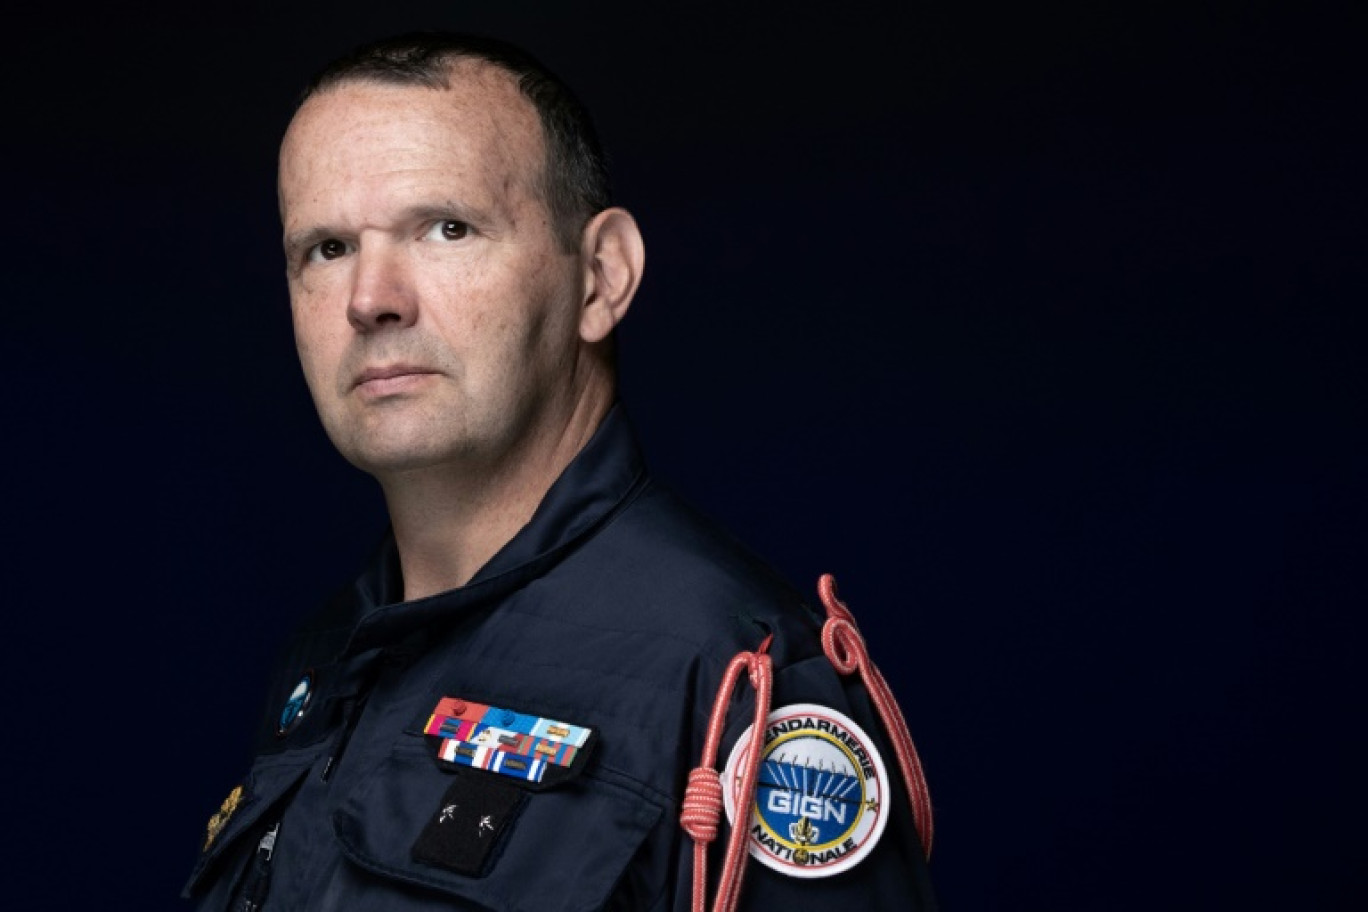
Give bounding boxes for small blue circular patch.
[277,670,315,737]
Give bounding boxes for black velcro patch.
[412,767,526,877]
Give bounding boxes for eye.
[424,219,469,242]
[307,238,349,263]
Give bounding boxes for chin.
[344,444,458,476]
[340,429,487,476]
[325,408,471,473]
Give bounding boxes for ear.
[578,207,645,344]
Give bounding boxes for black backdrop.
[5,2,1363,908]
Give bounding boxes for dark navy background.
[5,2,1363,908]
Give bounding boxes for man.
[186,32,936,910]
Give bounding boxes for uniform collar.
[337,404,647,658]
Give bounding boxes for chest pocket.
[332,737,663,911]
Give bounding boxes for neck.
[378,378,614,601]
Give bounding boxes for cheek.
[290,274,338,341]
[290,303,318,362]
[290,300,340,392]
[434,266,553,352]
[511,257,580,340]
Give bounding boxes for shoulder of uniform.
[598,482,827,665]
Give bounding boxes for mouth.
[353,364,441,396]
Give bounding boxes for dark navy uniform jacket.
[185,407,937,910]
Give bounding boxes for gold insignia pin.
[203,785,244,851]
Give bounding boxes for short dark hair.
[300,32,611,251]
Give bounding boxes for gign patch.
[722,703,889,878]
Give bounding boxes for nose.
[346,241,418,333]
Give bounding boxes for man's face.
[279,64,586,477]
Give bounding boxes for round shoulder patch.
[722,703,889,878]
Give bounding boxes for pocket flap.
[333,742,663,912]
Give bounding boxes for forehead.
[279,62,545,218]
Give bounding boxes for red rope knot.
[816,572,935,858]
[682,636,776,912]
[819,575,866,674]
[680,767,724,843]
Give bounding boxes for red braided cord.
[818,573,935,858]
[716,651,771,911]
[680,639,774,912]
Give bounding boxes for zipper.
[231,821,280,912]
[320,687,373,782]
[320,647,399,783]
